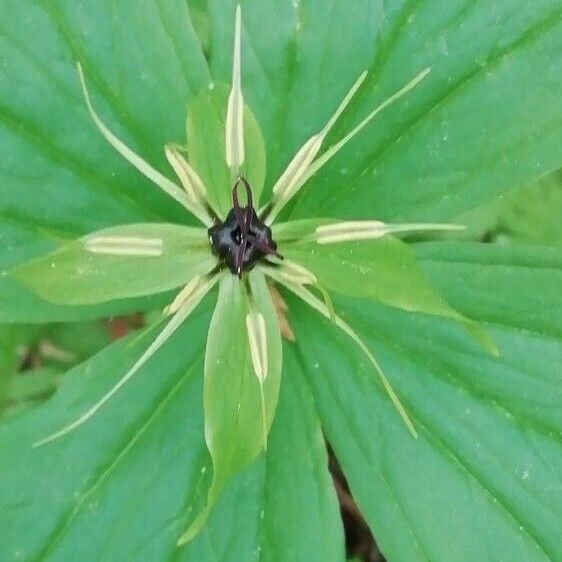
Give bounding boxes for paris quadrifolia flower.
[12,5,497,546]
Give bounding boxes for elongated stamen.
[33,274,221,447]
[225,5,245,173]
[270,135,322,200]
[316,221,465,244]
[266,68,431,223]
[164,145,208,203]
[77,63,213,227]
[84,235,164,256]
[264,268,417,438]
[164,275,201,316]
[266,71,367,223]
[246,308,268,448]
[265,258,317,286]
[246,311,268,381]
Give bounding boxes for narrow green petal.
[33,274,220,447]
[264,266,416,437]
[77,63,211,225]
[265,71,367,223]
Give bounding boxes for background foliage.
[1,1,562,561]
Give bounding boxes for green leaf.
[0,0,211,322]
[290,242,562,562]
[12,223,215,305]
[208,2,562,221]
[282,237,496,353]
[186,84,267,217]
[184,351,345,562]
[415,242,562,339]
[0,302,343,562]
[0,306,212,562]
[180,270,282,543]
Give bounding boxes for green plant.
[1,2,562,561]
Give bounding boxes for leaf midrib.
[31,344,205,562]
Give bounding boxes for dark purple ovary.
[208,177,280,277]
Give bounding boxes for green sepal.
[283,237,497,355]
[178,269,282,544]
[11,224,215,305]
[186,84,266,217]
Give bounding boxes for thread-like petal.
[263,266,417,438]
[266,71,367,222]
[77,63,213,226]
[301,68,431,187]
[33,274,220,447]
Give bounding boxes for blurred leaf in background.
[0,318,140,415]
[455,167,562,247]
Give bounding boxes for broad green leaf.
[0,301,343,562]
[209,1,562,222]
[0,306,213,562]
[0,0,211,322]
[282,237,495,353]
[184,351,345,562]
[0,0,209,230]
[289,242,562,562]
[415,242,562,339]
[186,84,267,217]
[12,223,215,305]
[181,270,282,543]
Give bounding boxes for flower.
[13,5,493,545]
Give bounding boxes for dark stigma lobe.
[208,177,280,277]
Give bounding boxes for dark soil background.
[329,451,385,562]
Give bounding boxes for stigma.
[209,177,280,276]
